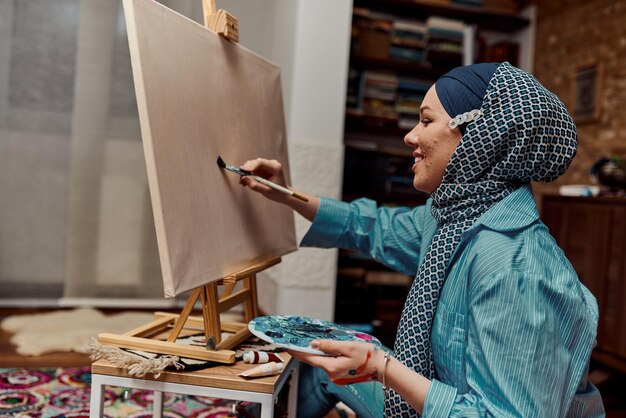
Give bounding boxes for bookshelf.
[354,0,530,32]
[336,0,535,346]
[345,1,534,148]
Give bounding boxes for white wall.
[214,0,353,320]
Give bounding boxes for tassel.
[87,338,183,378]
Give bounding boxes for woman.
[239,62,604,417]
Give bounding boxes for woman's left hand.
[288,340,384,385]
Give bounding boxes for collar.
[472,183,538,232]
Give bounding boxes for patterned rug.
[0,367,243,417]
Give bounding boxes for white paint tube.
[242,351,285,364]
[239,361,284,378]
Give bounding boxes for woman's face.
[404,85,462,194]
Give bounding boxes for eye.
[420,119,431,126]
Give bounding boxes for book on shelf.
[398,116,420,130]
[425,16,465,66]
[393,20,427,41]
[358,30,391,60]
[362,71,398,120]
[395,75,429,129]
[398,77,431,92]
[390,46,425,62]
[426,16,465,41]
[389,18,427,63]
[352,7,394,60]
[346,68,363,111]
[395,96,422,114]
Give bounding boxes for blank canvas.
[123,0,297,297]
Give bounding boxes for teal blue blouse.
[301,184,604,417]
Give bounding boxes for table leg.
[153,390,164,417]
[89,374,105,418]
[260,396,274,418]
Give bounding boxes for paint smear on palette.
[248,315,382,355]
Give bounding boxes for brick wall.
[532,0,626,201]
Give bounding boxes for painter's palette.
[248,315,382,355]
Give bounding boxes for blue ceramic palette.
[248,315,382,355]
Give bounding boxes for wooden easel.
[99,257,280,363]
[98,2,269,364]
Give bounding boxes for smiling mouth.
[412,155,424,170]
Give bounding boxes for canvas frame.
[123,0,297,297]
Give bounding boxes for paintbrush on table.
[216,156,309,202]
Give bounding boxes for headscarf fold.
[435,62,499,133]
[385,62,578,416]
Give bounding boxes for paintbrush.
[216,156,309,202]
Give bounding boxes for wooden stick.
[220,275,237,298]
[243,275,260,321]
[218,288,251,313]
[200,285,212,348]
[216,326,251,351]
[166,287,201,343]
[202,0,216,27]
[124,316,175,338]
[232,258,281,280]
[153,312,245,333]
[204,282,221,349]
[202,0,239,42]
[98,333,236,363]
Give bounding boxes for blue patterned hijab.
[386,62,578,416]
[436,62,499,133]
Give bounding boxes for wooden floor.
[1,308,625,416]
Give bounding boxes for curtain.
[0,0,201,301]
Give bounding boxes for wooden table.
[89,355,298,418]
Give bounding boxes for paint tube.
[242,351,285,364]
[239,361,284,378]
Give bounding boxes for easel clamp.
[203,0,239,42]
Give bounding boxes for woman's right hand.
[239,157,320,221]
[239,158,289,203]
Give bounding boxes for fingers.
[289,341,379,385]
[239,158,288,202]
[240,175,271,196]
[241,158,282,179]
[286,349,321,363]
[311,340,354,356]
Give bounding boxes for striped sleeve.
[300,197,427,275]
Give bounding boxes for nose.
[404,125,419,148]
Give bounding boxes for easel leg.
[243,274,259,321]
[288,361,300,417]
[89,374,105,418]
[204,282,221,349]
[153,390,164,418]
